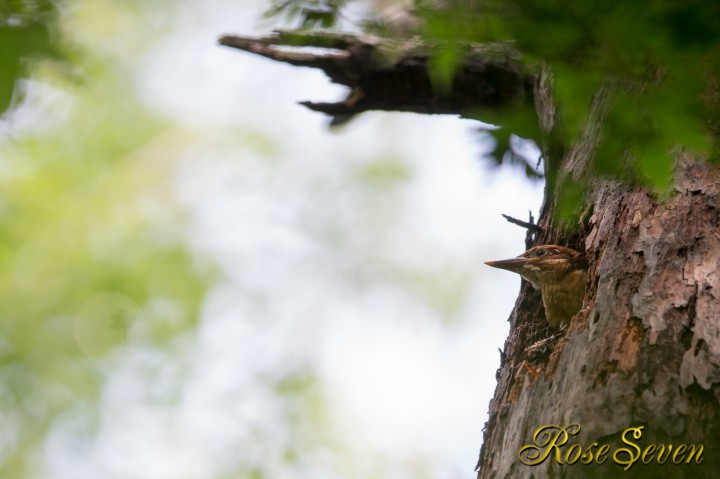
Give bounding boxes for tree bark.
[476,67,720,477]
[219,30,533,125]
[220,31,720,478]
[478,155,720,478]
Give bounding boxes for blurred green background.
[1,1,210,477]
[13,0,719,477]
[0,1,547,478]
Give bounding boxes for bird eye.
[535,249,546,257]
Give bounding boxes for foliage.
[0,0,63,115]
[265,0,350,28]
[0,14,211,479]
[265,0,720,198]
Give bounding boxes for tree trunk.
[477,142,720,478]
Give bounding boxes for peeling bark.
[479,156,720,478]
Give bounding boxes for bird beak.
[484,257,529,274]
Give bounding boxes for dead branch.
[219,30,535,125]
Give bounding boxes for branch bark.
[219,30,534,125]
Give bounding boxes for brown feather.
[485,245,588,328]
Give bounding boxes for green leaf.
[636,142,673,195]
[557,179,585,223]
[428,44,461,93]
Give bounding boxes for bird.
[485,245,588,328]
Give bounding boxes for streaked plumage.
[485,245,588,328]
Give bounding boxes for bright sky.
[32,1,545,478]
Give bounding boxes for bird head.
[485,245,588,328]
[485,245,587,290]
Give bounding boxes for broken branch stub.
[219,30,535,125]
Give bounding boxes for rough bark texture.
[476,64,720,477]
[221,30,720,478]
[219,30,533,125]
[478,157,720,478]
